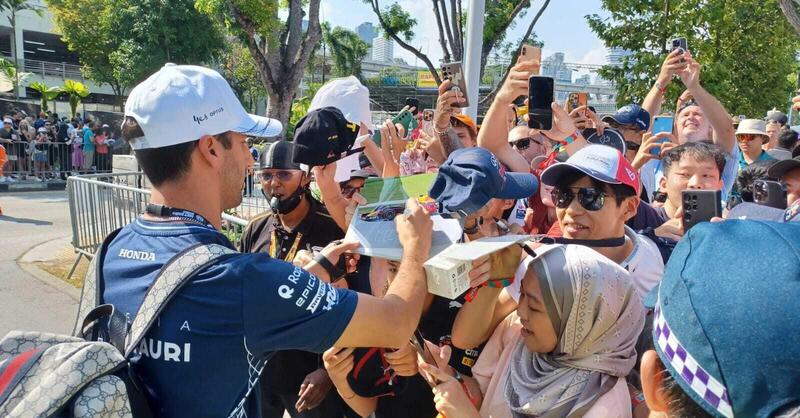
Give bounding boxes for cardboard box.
[424,256,472,299]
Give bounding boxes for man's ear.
[196,135,223,168]
[641,350,671,413]
[623,195,639,221]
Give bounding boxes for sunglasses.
[625,141,640,152]
[736,134,763,143]
[341,185,362,198]
[552,187,608,211]
[510,136,543,151]
[609,122,641,132]
[258,170,297,182]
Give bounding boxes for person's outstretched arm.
[642,49,687,126]
[680,56,735,153]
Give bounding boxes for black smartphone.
[528,76,554,130]
[753,180,788,210]
[405,97,420,115]
[671,37,688,63]
[441,62,469,107]
[682,190,722,230]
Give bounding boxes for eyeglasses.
[736,134,763,143]
[608,122,640,133]
[341,185,362,198]
[257,170,297,182]
[625,141,640,152]
[510,136,543,151]
[552,187,608,211]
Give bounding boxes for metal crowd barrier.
[0,140,115,181]
[66,172,251,280]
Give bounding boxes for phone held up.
[519,44,542,71]
[565,92,588,113]
[670,37,688,62]
[650,116,674,156]
[405,97,420,115]
[528,76,554,130]
[753,180,788,210]
[682,189,722,230]
[441,62,469,108]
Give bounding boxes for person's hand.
[468,256,491,288]
[655,207,685,241]
[295,368,333,412]
[396,197,433,259]
[353,122,372,148]
[792,94,800,111]
[312,163,338,189]
[418,346,479,418]
[417,131,446,165]
[497,61,539,104]
[380,119,405,160]
[679,54,701,92]
[570,105,605,135]
[568,106,591,131]
[306,240,360,282]
[489,244,523,281]
[323,347,355,382]
[344,192,367,226]
[384,342,419,377]
[631,132,678,170]
[657,48,688,86]
[434,80,462,130]
[293,249,314,268]
[543,103,579,144]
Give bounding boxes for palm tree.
[29,81,60,112]
[61,79,90,118]
[321,23,370,80]
[0,0,43,99]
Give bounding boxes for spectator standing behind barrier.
[81,121,95,172]
[100,64,434,418]
[94,124,109,172]
[736,119,774,170]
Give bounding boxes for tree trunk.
[10,11,18,100]
[267,90,292,133]
[778,0,800,35]
[432,0,452,62]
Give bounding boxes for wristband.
[313,252,345,281]
[463,221,480,235]
[654,80,668,95]
[563,130,579,145]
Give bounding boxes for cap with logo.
[259,140,300,170]
[643,220,800,417]
[601,104,650,131]
[735,119,768,142]
[582,127,627,155]
[540,144,641,196]
[124,64,282,150]
[292,107,360,167]
[428,147,539,215]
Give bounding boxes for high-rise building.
[607,47,633,67]
[372,37,394,63]
[541,52,573,83]
[356,22,377,44]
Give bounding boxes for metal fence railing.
[66,173,250,281]
[1,140,119,181]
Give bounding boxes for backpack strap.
[73,228,122,336]
[124,243,237,358]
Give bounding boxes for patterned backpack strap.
[73,228,123,336]
[124,244,237,358]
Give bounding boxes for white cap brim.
[233,114,283,138]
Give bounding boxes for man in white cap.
[102,64,434,418]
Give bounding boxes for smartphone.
[566,92,588,113]
[411,331,441,387]
[373,108,415,146]
[650,116,674,156]
[405,97,420,115]
[528,76,554,130]
[671,37,688,63]
[682,190,722,230]
[422,108,434,122]
[441,62,469,107]
[753,180,788,210]
[520,44,542,69]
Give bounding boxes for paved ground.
[0,191,79,337]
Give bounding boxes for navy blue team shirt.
[102,218,358,418]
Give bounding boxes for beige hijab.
[505,245,645,418]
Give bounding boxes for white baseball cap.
[124,64,282,150]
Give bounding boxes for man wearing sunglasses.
[507,125,550,167]
[736,119,775,170]
[240,139,348,418]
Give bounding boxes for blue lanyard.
[145,203,216,230]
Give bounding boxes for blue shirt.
[641,144,739,202]
[737,149,775,170]
[102,218,357,418]
[82,128,95,152]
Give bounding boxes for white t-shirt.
[506,199,528,228]
[507,226,664,301]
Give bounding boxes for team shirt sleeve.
[240,254,358,355]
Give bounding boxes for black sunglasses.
[258,170,297,182]
[552,187,608,211]
[510,136,543,151]
[625,141,640,152]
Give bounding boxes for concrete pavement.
[0,191,79,337]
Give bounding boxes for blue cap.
[602,104,651,131]
[644,220,800,417]
[429,148,538,214]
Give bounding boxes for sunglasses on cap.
[624,141,640,152]
[552,186,609,211]
[510,136,543,151]
[257,170,298,182]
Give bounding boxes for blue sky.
[319,0,610,67]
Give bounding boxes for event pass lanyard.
[269,229,304,262]
[145,203,216,230]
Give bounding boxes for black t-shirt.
[627,199,669,231]
[418,295,483,377]
[239,196,345,395]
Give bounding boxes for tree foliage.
[217,41,266,113]
[587,0,800,116]
[46,0,224,108]
[61,79,90,118]
[778,0,800,35]
[28,82,61,112]
[322,23,370,79]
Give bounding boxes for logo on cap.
[624,167,636,182]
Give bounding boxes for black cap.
[260,140,300,170]
[583,127,627,154]
[292,107,359,167]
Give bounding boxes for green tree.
[46,0,224,109]
[28,82,61,112]
[61,79,90,118]
[321,23,370,79]
[0,0,43,99]
[779,0,800,34]
[587,0,800,116]
[217,41,266,113]
[196,0,321,139]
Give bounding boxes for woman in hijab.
[420,244,645,418]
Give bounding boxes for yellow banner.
[417,70,438,88]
